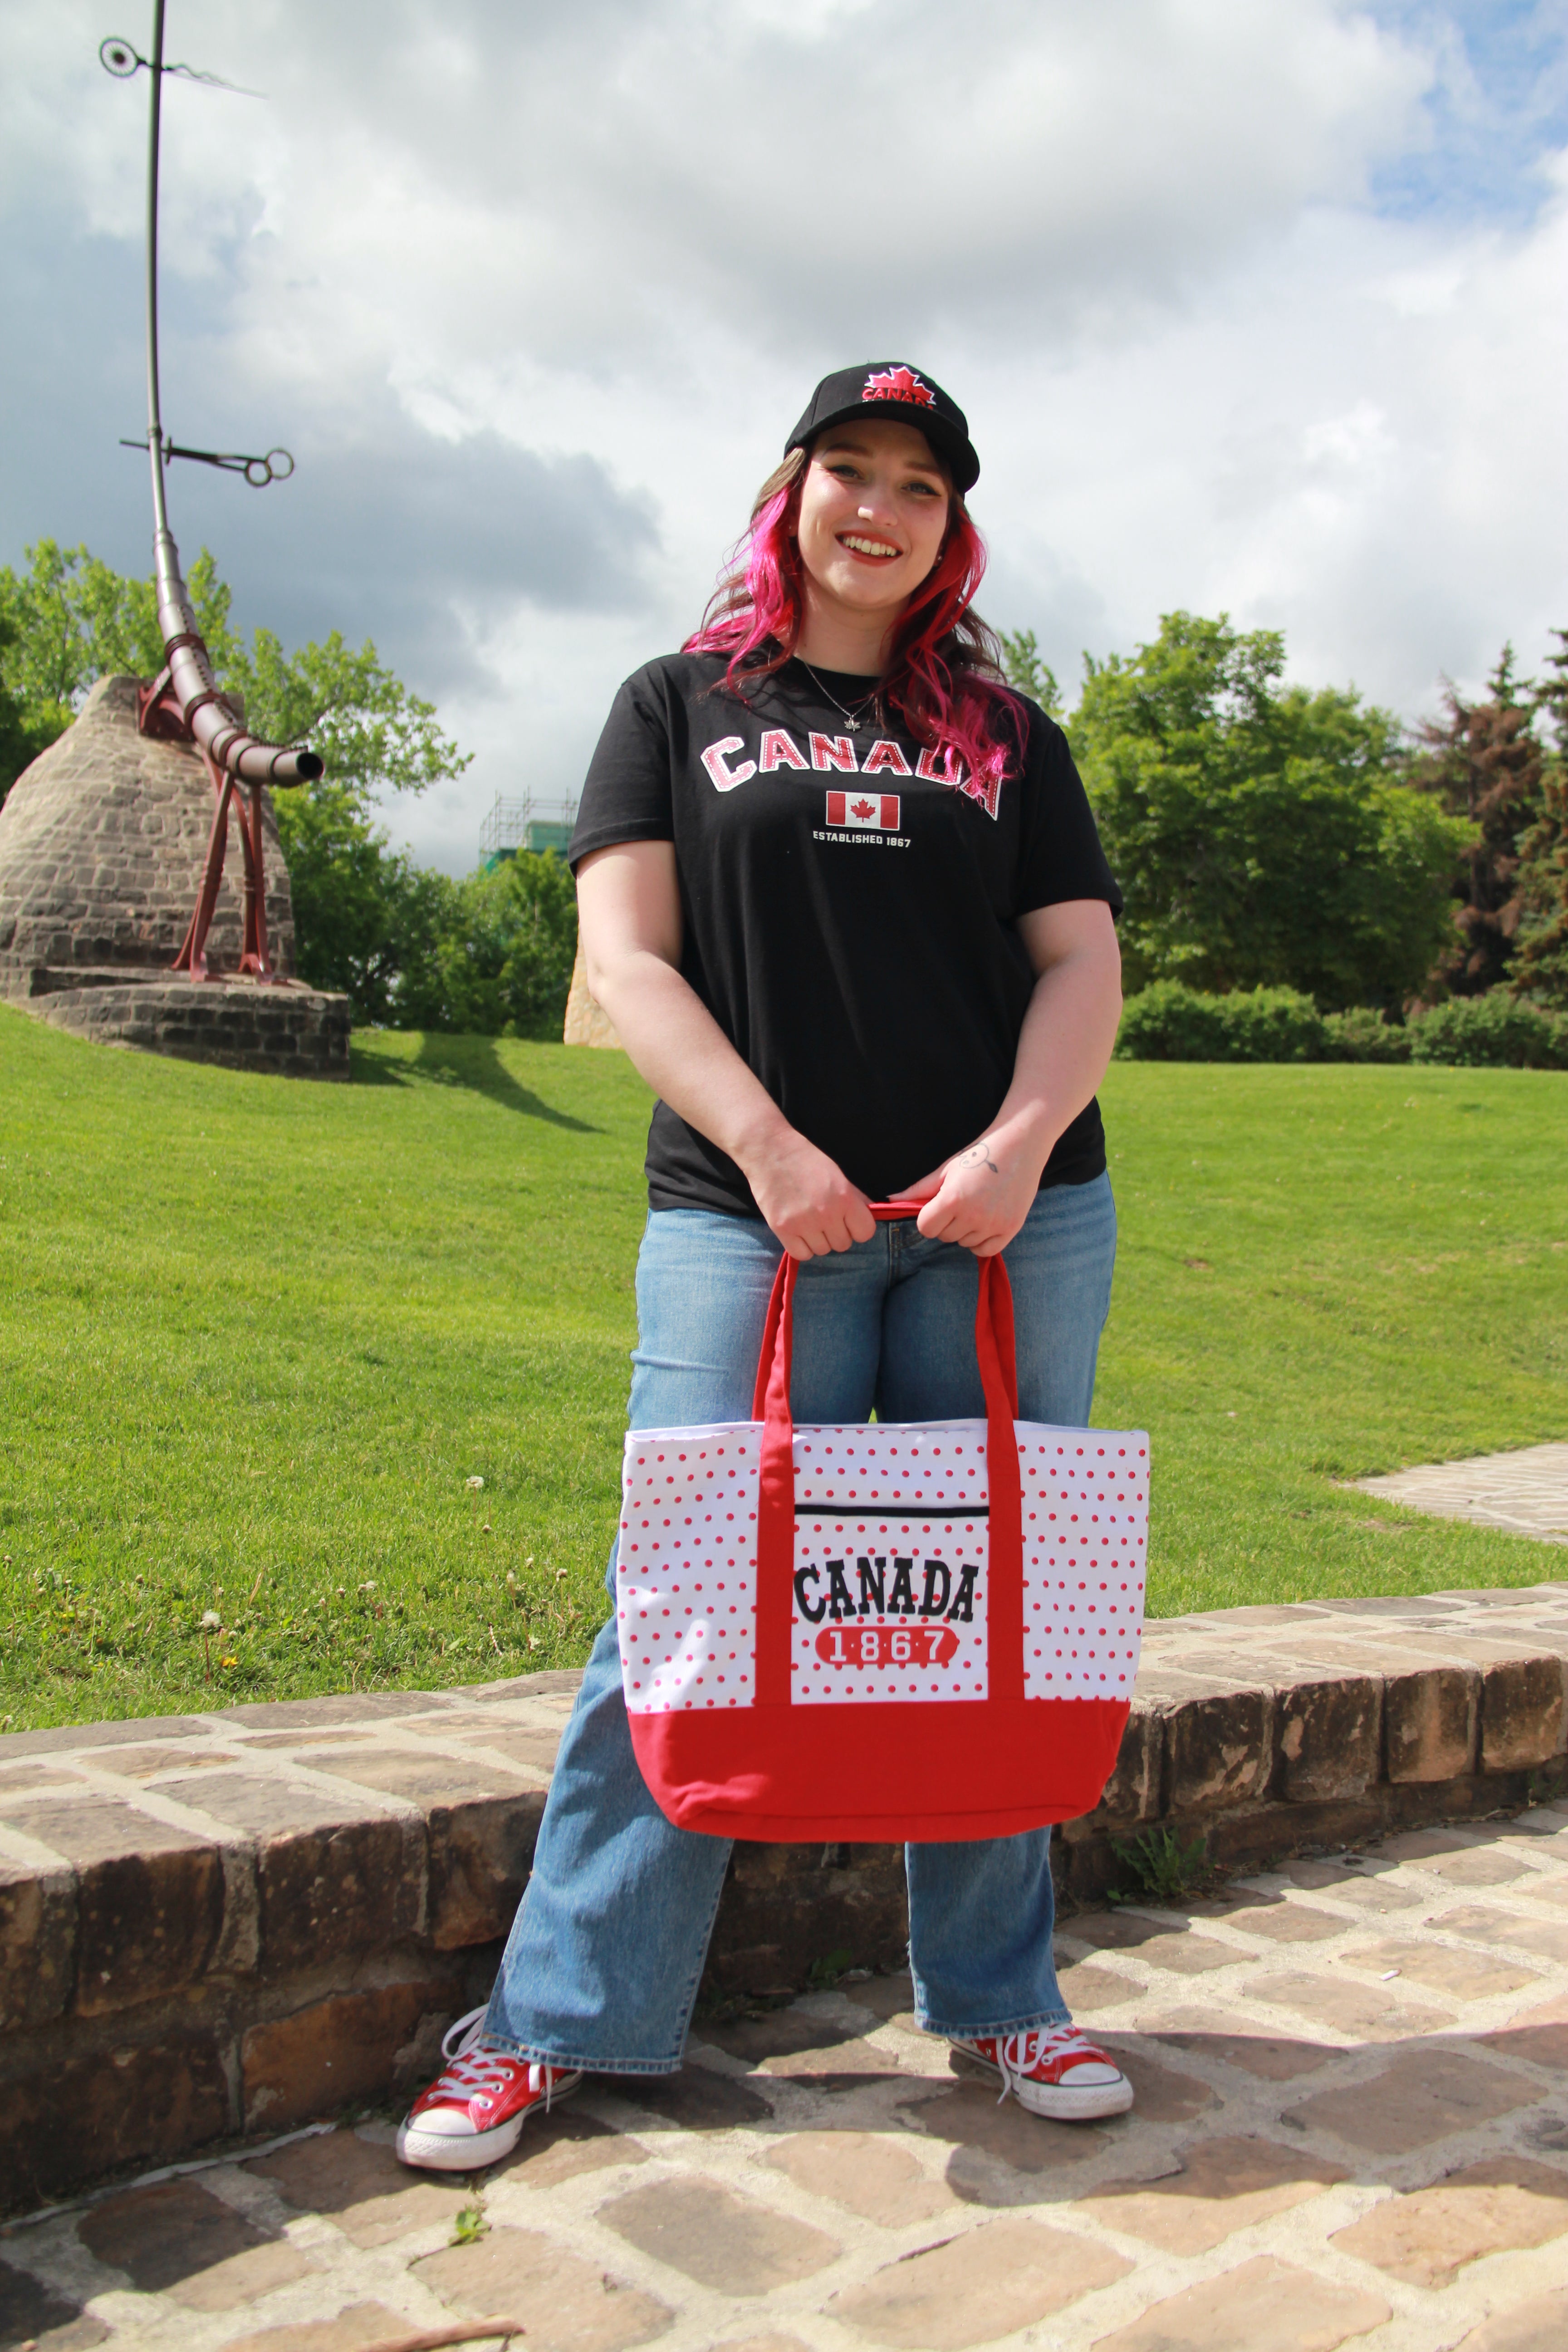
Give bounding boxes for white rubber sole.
[396,2072,583,2172]
[951,2043,1134,2121]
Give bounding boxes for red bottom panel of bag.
[628,1697,1131,1842]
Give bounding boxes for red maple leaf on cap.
[862,366,936,409]
[851,798,876,819]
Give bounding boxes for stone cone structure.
[0,674,349,1077]
[563,935,623,1048]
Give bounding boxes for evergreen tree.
[1511,629,1568,1009]
[1406,647,1544,996]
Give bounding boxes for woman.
[397,362,1129,2170]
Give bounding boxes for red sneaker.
[397,2006,583,2171]
[949,2024,1133,2121]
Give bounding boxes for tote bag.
[616,1206,1148,1841]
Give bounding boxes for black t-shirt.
[569,652,1122,1218]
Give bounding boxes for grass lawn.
[1,1005,1564,1730]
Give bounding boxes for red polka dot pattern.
[1017,1430,1148,1700]
[615,1430,760,1712]
[616,1417,1149,1715]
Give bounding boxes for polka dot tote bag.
[616,1209,1148,1840]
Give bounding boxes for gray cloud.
[4,0,1566,882]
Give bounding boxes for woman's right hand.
[742,1131,876,1260]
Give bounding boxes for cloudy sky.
[2,0,1565,870]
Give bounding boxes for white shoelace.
[434,2005,563,2113]
[985,2024,1108,2106]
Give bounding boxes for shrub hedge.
[1114,982,1568,1068]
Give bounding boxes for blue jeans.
[485,1172,1117,2072]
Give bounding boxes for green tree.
[1512,628,1568,1009]
[1069,610,1470,1009]
[275,787,458,1023]
[396,853,579,1039]
[0,616,68,811]
[997,627,1063,716]
[1406,647,1545,997]
[0,539,240,720]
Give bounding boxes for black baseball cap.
[785,362,979,495]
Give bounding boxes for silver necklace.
[799,660,880,734]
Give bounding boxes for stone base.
[12,970,351,1080]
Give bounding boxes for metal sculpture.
[101,7,322,982]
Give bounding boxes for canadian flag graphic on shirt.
[826,790,901,830]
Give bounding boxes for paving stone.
[1453,2284,1568,2350]
[845,1970,917,2020]
[825,2215,1131,2349]
[612,2066,773,2131]
[1094,2046,1217,2123]
[77,2175,311,2307]
[1056,1959,1143,2009]
[757,2033,913,2090]
[765,2129,958,2225]
[699,2008,869,2065]
[1284,2047,1537,2151]
[1274,1859,1424,1909]
[1152,2026,1337,2081]
[1431,1849,1536,1886]
[598,2175,839,2295]
[248,2125,468,2247]
[416,2226,671,2352]
[1065,1916,1239,1975]
[242,1975,462,2133]
[0,2256,108,2352]
[900,2078,1108,2202]
[708,2339,812,2352]
[1211,1899,1344,1945]
[221,2304,421,2352]
[1439,1906,1568,1964]
[1077,2133,1346,2253]
[495,2108,650,2190]
[1245,1969,1453,2040]
[1087,2255,1391,2352]
[1348,1936,1539,2001]
[1379,1826,1477,1862]
[1329,2154,1568,2287]
[1482,1993,1568,2068]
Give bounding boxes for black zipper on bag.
[792,1504,990,1519]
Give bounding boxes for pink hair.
[683,460,1025,814]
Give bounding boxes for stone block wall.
[3,1585,1566,2211]
[22,975,352,1079]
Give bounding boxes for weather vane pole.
[101,2,323,983]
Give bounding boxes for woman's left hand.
[901,1126,1045,1258]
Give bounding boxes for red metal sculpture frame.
[137,659,292,983]
[113,4,322,986]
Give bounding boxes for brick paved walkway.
[1354,1445,1568,1547]
[9,1811,1568,2350]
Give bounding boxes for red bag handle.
[753,1203,1023,1708]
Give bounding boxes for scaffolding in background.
[480,791,580,869]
